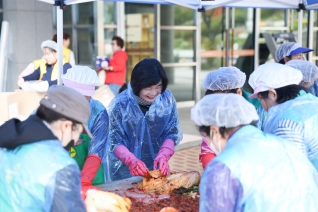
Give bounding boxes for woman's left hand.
[154,154,170,175]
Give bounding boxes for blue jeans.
[108,84,121,95]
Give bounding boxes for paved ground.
[169,145,203,174]
[168,106,204,174]
[175,106,202,151]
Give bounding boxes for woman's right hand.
[128,159,148,176]
[114,145,148,177]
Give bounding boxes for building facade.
[2,0,318,102]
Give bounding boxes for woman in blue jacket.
[191,94,318,212]
[249,62,318,170]
[105,58,182,182]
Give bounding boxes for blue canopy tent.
[38,0,312,102]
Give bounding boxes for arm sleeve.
[23,67,41,81]
[160,99,183,146]
[200,162,243,212]
[109,54,126,72]
[69,51,76,66]
[108,103,128,149]
[274,119,307,156]
[63,63,72,74]
[256,106,267,131]
[19,63,35,78]
[50,164,86,212]
[88,109,109,159]
[200,137,215,161]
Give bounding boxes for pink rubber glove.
[114,145,148,176]
[154,139,175,175]
[81,154,102,187]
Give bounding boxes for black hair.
[259,84,304,104]
[36,105,80,130]
[52,33,71,42]
[112,36,124,48]
[130,58,168,96]
[119,83,128,94]
[205,88,239,96]
[198,122,256,139]
[278,56,291,64]
[198,125,237,139]
[43,47,56,53]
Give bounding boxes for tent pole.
[57,7,64,85]
[254,8,260,70]
[195,10,201,102]
[117,2,125,40]
[225,7,229,66]
[298,9,303,45]
[308,10,314,62]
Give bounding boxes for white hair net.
[62,65,99,86]
[41,40,57,51]
[191,94,259,128]
[285,60,318,83]
[203,67,246,91]
[275,42,301,62]
[248,63,303,98]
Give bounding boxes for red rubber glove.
[201,153,216,169]
[81,155,102,200]
[81,154,102,186]
[154,139,175,175]
[114,145,148,176]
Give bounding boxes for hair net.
[41,40,57,51]
[275,42,312,62]
[275,42,299,61]
[248,63,303,98]
[203,67,246,91]
[62,65,99,96]
[62,65,99,86]
[191,94,259,128]
[285,60,318,83]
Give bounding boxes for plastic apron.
[204,125,318,211]
[69,134,104,185]
[264,91,318,170]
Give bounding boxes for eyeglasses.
[111,42,116,46]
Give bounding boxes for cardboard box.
[0,92,20,122]
[14,90,46,116]
[93,85,115,108]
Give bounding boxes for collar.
[228,125,246,140]
[42,120,56,136]
[298,90,307,97]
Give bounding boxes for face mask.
[64,139,75,151]
[62,129,75,151]
[209,130,222,155]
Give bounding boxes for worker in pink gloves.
[104,58,183,182]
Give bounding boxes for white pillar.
[117,2,125,40]
[298,9,303,45]
[195,11,201,102]
[254,8,260,70]
[57,7,63,85]
[308,10,314,62]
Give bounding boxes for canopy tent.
[38,0,311,97]
[40,0,310,10]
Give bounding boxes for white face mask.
[209,130,222,155]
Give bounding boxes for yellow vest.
[39,59,67,81]
[33,59,46,70]
[63,46,71,63]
